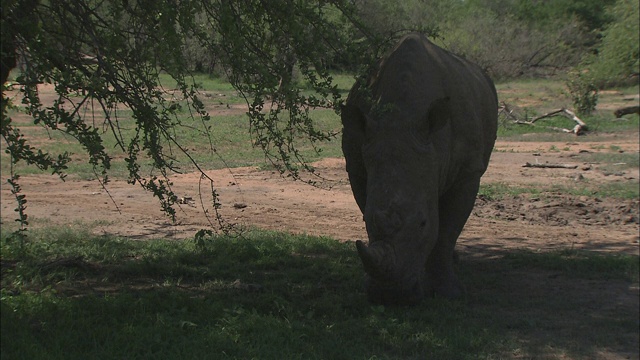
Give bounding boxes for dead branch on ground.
[498,102,588,135]
[522,162,578,169]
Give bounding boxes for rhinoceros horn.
[356,240,393,280]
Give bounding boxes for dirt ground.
[1,84,637,255]
[2,137,638,255]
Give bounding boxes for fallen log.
[614,106,639,118]
[498,102,521,122]
[530,108,587,135]
[523,162,578,169]
[530,108,586,126]
[499,104,588,135]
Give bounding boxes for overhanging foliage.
[0,0,383,233]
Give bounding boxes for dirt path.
[1,138,638,257]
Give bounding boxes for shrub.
[584,0,640,88]
[566,71,599,115]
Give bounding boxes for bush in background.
[566,71,599,115]
[583,0,639,88]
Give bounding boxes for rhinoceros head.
[355,98,450,306]
[356,207,433,305]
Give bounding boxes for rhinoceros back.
[346,33,497,190]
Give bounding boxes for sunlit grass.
[479,180,639,200]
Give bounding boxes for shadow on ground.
[2,233,638,359]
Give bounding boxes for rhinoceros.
[341,33,498,305]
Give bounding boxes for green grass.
[1,110,344,179]
[588,113,640,133]
[576,150,639,170]
[480,181,639,200]
[2,73,350,179]
[501,249,639,282]
[496,112,639,139]
[496,78,570,110]
[157,72,356,103]
[1,227,638,359]
[496,80,639,138]
[158,73,245,104]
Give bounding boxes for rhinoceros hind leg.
[425,176,481,299]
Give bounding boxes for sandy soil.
[2,84,637,254]
[1,137,637,257]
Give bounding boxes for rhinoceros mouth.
[356,240,395,281]
[357,240,426,305]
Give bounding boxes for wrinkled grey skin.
[341,33,498,306]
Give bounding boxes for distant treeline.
[184,0,638,87]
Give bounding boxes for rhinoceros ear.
[424,96,451,136]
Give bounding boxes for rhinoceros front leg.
[425,176,481,299]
